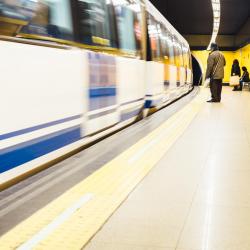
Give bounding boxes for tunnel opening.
[191,54,203,86]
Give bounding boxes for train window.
[0,1,27,36]
[189,48,192,69]
[186,47,191,69]
[189,49,192,69]
[182,45,186,67]
[113,0,143,57]
[147,14,162,61]
[173,37,180,66]
[182,45,190,69]
[179,43,184,67]
[159,26,175,65]
[76,0,118,48]
[173,37,185,67]
[0,0,74,41]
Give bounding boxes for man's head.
[210,43,219,51]
[242,66,247,72]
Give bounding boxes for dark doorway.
[192,55,203,86]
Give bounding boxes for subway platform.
[1,86,250,250]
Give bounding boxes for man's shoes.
[207,99,216,103]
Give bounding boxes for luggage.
[230,75,240,86]
[204,78,210,88]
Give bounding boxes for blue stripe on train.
[0,126,81,174]
[89,87,116,98]
[0,115,81,141]
[145,100,153,109]
[144,98,163,108]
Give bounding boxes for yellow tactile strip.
[0,89,207,250]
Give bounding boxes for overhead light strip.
[207,0,221,50]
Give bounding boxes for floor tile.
[90,221,181,248]
[200,168,250,190]
[177,204,250,249]
[193,185,250,207]
[85,242,173,250]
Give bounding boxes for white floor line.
[17,193,94,250]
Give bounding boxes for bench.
[243,82,250,90]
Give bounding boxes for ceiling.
[220,0,250,35]
[151,0,213,35]
[151,0,250,49]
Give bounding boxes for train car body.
[0,0,193,186]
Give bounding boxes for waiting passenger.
[232,59,241,91]
[205,43,226,103]
[233,67,250,91]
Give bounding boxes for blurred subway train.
[0,0,193,185]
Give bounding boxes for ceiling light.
[207,0,221,50]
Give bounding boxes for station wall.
[192,44,250,84]
[236,44,250,69]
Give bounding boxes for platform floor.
[1,87,250,250]
[85,87,250,250]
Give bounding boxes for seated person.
[234,66,250,91]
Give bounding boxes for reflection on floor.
[85,87,250,250]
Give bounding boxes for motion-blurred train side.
[0,0,193,186]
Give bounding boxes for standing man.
[205,43,226,103]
